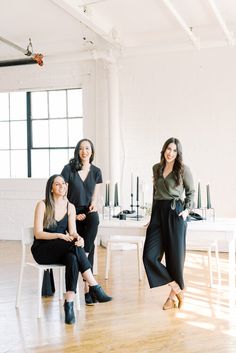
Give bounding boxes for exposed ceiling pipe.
[207,0,235,46]
[0,36,44,67]
[0,58,39,67]
[161,0,200,49]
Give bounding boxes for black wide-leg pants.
[76,209,99,271]
[31,239,91,293]
[143,200,187,290]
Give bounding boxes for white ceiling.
[1,0,236,64]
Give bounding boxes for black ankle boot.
[85,292,95,306]
[89,285,112,303]
[88,288,98,303]
[64,300,75,324]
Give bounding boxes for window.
[0,89,83,178]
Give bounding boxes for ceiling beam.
[161,0,200,49]
[207,0,234,46]
[50,0,121,47]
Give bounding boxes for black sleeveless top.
[44,213,68,235]
[32,202,69,248]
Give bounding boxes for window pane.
[49,119,68,147]
[0,93,9,121]
[49,91,66,118]
[31,150,49,178]
[0,151,10,177]
[68,148,74,159]
[50,149,69,175]
[0,122,9,149]
[10,121,27,149]
[32,120,49,147]
[10,92,26,120]
[31,92,48,119]
[68,89,83,117]
[11,150,27,178]
[68,118,83,146]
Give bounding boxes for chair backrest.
[21,226,34,245]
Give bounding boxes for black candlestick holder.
[130,193,135,214]
[135,201,143,221]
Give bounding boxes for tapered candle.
[131,173,133,195]
[107,182,110,206]
[197,182,201,209]
[206,184,211,209]
[105,183,108,206]
[114,182,119,207]
[136,176,139,202]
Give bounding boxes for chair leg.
[208,247,213,288]
[105,242,111,280]
[15,264,25,308]
[137,242,143,281]
[93,239,98,276]
[214,242,221,287]
[37,269,43,318]
[59,268,63,301]
[75,280,81,311]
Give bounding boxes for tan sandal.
[176,291,184,309]
[163,297,178,310]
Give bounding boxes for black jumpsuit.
[31,211,91,293]
[143,164,194,290]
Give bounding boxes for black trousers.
[31,239,91,293]
[143,200,187,290]
[76,208,99,271]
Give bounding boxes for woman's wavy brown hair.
[69,138,95,172]
[43,174,66,229]
[155,137,184,186]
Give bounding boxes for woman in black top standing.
[143,137,195,310]
[61,139,102,305]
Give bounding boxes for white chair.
[105,235,145,281]
[187,240,221,288]
[15,227,81,318]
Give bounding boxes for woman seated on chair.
[31,174,112,325]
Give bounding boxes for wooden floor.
[1,241,236,353]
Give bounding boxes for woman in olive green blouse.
[143,137,195,310]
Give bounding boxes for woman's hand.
[179,209,189,221]
[76,213,86,221]
[75,236,84,247]
[58,232,74,241]
[88,202,97,212]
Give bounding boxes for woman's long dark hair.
[69,138,95,172]
[156,137,184,186]
[43,174,66,228]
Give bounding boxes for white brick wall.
[0,179,46,240]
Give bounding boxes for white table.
[98,218,236,291]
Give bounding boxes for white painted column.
[107,60,120,205]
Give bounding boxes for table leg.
[228,234,236,292]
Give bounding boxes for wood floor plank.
[0,240,236,353]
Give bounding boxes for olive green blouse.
[153,163,195,210]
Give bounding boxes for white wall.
[115,46,236,216]
[0,179,46,239]
[1,46,236,239]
